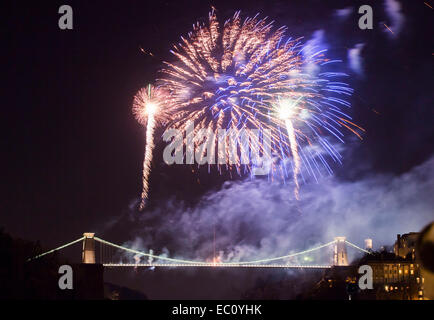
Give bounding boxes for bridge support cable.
[220,240,337,265]
[27,236,85,262]
[96,236,219,265]
[344,240,372,254]
[95,236,337,266]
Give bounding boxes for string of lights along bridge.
[27,233,372,269]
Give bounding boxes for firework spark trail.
[139,110,156,210]
[384,23,394,34]
[285,119,300,200]
[133,85,169,209]
[275,96,304,199]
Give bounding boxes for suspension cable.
[27,236,85,262]
[95,236,336,265]
[345,240,372,254]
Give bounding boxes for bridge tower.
[82,233,96,264]
[333,236,348,266]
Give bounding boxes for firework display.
[136,10,363,204]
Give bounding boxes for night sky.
[3,0,434,298]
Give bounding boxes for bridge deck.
[103,263,332,269]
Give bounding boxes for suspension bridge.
[27,233,371,269]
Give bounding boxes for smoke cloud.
[113,156,434,266]
[348,43,365,76]
[384,0,405,37]
[334,7,353,19]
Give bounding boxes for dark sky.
[3,0,434,297]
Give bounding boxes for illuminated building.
[311,232,426,300]
[394,232,419,259]
[369,260,424,300]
